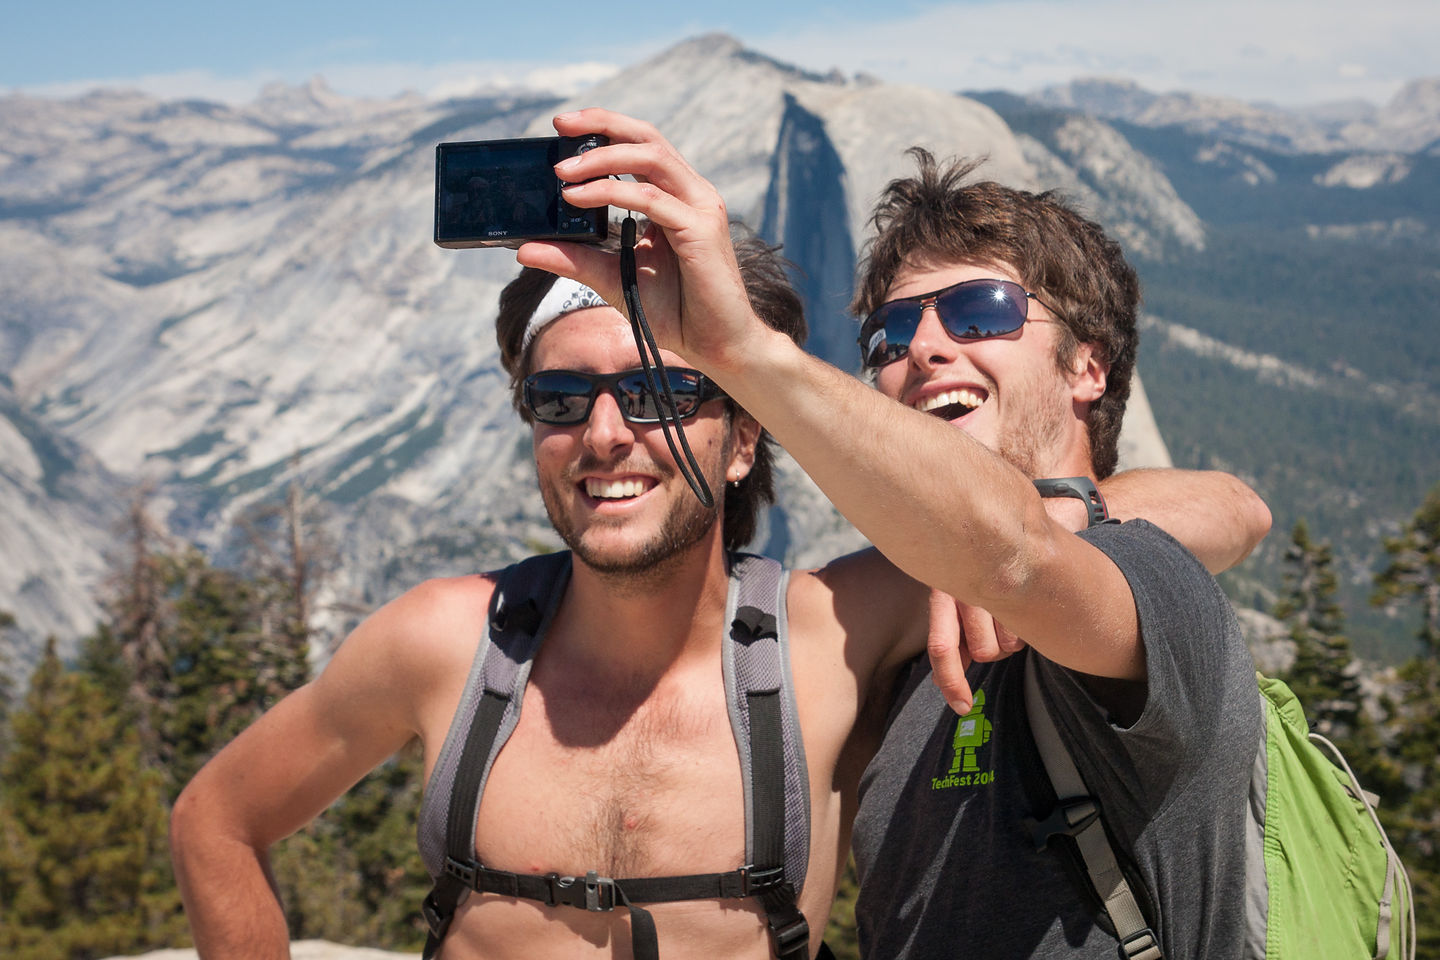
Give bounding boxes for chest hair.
[480,672,745,877]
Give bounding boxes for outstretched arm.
[517,109,1251,684]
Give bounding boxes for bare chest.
[474,673,747,879]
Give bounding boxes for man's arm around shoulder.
[170,574,494,959]
[1101,468,1271,574]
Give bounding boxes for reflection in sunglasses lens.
[860,280,1030,367]
[526,369,709,424]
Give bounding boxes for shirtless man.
[170,130,1268,960]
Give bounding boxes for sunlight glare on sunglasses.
[859,278,1056,368]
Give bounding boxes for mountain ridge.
[3,34,1434,669]
[1031,75,1440,155]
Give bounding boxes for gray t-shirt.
[852,519,1261,959]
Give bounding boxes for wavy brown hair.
[853,151,1140,478]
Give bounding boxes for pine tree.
[1374,483,1440,655]
[0,609,17,759]
[1371,485,1440,957]
[102,488,171,764]
[6,497,343,953]
[329,740,431,948]
[1275,519,1364,743]
[156,547,288,797]
[0,639,186,959]
[824,856,861,960]
[233,475,330,701]
[266,816,369,944]
[0,790,43,957]
[257,741,430,950]
[79,518,330,941]
[94,491,317,798]
[76,622,135,711]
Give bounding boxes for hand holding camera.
[504,109,769,381]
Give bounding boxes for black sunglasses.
[522,367,725,425]
[858,278,1057,368]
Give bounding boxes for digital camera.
[433,135,609,249]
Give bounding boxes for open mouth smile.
[583,477,656,502]
[914,387,986,421]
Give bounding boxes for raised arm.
[514,110,1238,684]
[169,578,483,958]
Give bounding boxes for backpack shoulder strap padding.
[724,552,811,959]
[724,552,811,891]
[1023,654,1164,960]
[421,551,572,959]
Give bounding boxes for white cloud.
[424,62,620,100]
[7,59,621,106]
[746,0,1440,106]
[9,69,287,104]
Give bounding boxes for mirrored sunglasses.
[522,367,725,425]
[858,278,1055,368]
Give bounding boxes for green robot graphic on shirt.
[949,689,991,774]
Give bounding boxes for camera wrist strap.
[619,215,716,508]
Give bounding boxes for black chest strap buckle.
[547,870,617,912]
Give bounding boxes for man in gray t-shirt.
[829,158,1267,959]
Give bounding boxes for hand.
[927,588,1026,714]
[513,109,765,374]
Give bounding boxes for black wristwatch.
[1032,476,1115,529]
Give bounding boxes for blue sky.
[4,0,1437,107]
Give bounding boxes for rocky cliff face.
[0,387,118,650]
[0,35,1223,664]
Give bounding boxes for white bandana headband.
[521,277,609,352]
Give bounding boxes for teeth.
[917,389,984,414]
[586,478,648,499]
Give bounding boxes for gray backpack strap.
[725,552,812,960]
[1023,654,1164,960]
[421,551,571,959]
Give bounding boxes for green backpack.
[1025,661,1415,959]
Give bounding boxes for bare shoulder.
[797,547,925,629]
[359,572,500,661]
[315,571,502,731]
[786,547,927,686]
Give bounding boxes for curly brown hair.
[495,224,807,551]
[853,151,1140,479]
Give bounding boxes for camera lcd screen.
[434,138,606,248]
